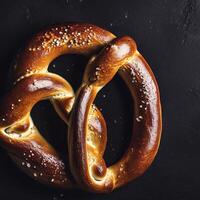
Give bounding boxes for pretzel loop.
[68,36,161,192]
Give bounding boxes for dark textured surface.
[0,0,199,199]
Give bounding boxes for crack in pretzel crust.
[0,23,162,193]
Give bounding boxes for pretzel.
[0,23,162,193]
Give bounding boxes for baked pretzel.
[0,23,162,193]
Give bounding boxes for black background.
[0,0,199,199]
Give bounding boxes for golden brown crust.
[13,23,115,83]
[0,23,162,193]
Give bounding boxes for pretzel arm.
[0,73,75,188]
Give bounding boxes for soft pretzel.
[0,23,162,193]
[69,36,162,192]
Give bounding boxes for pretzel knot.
[0,23,162,193]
